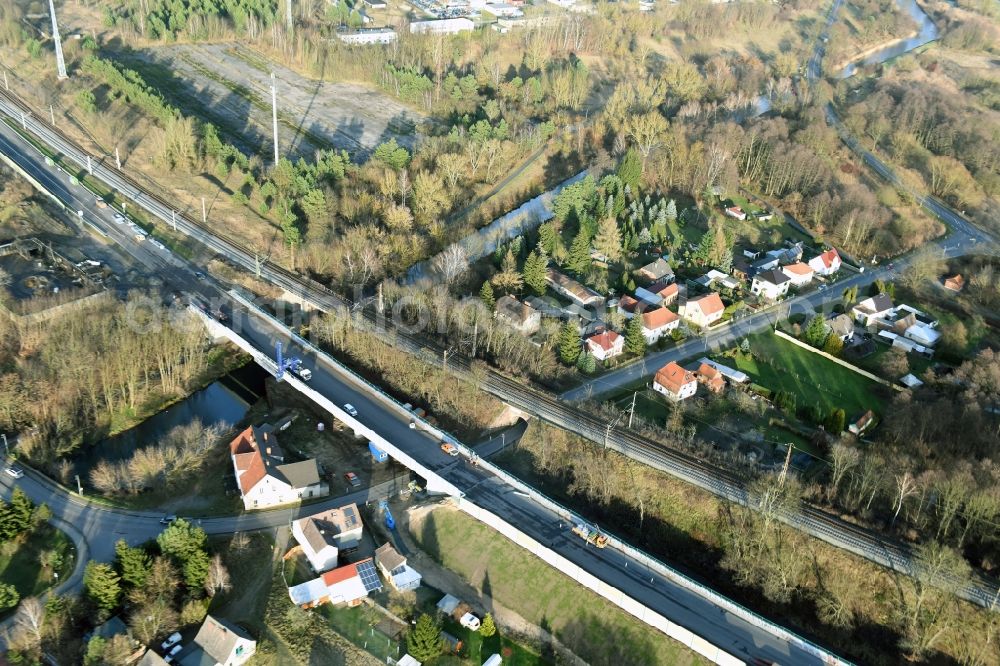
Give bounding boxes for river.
[839,0,939,78]
[76,363,267,467]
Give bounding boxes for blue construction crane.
[275,342,310,381]
[379,500,396,530]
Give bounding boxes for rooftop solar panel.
[357,560,382,593]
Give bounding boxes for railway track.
[1,84,997,609]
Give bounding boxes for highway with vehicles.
[2,75,999,616]
[0,109,839,663]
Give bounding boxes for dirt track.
[127,43,423,158]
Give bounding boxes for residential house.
[696,363,726,393]
[637,257,674,283]
[905,321,941,348]
[766,242,804,265]
[138,651,169,666]
[750,269,791,301]
[681,293,725,328]
[724,206,747,221]
[288,559,382,608]
[808,248,841,276]
[943,274,965,292]
[546,269,604,307]
[695,269,741,291]
[617,294,642,319]
[848,410,875,435]
[641,308,680,344]
[586,330,624,361]
[781,262,814,287]
[292,504,364,573]
[635,282,679,306]
[175,615,256,666]
[375,543,422,591]
[697,358,749,384]
[653,362,697,401]
[753,210,775,221]
[750,255,780,274]
[825,313,855,342]
[91,615,129,641]
[230,425,328,510]
[495,295,541,335]
[851,294,895,327]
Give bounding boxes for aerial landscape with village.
[0,0,997,664]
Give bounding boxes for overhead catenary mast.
[48,0,68,80]
[270,72,279,165]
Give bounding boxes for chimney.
[266,447,272,456]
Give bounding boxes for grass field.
[716,333,886,417]
[412,507,707,666]
[0,523,74,604]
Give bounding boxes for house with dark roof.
[750,269,791,301]
[546,269,604,307]
[375,543,422,591]
[176,615,256,666]
[637,257,674,283]
[652,361,697,401]
[851,294,895,327]
[495,295,541,335]
[825,313,855,342]
[292,504,364,572]
[229,425,328,510]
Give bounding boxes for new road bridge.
[1,80,999,614]
[0,105,843,664]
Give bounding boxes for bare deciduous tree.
[204,554,231,597]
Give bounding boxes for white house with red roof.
[641,308,680,344]
[292,504,364,573]
[288,558,382,608]
[585,330,624,361]
[653,362,697,401]
[724,206,747,221]
[808,248,841,276]
[230,425,328,510]
[681,293,725,328]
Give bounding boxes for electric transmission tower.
[48,0,68,80]
[270,72,279,165]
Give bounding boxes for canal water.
[78,363,267,466]
[839,0,939,78]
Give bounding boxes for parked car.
[160,632,181,651]
[149,239,167,251]
[4,466,24,479]
[440,442,459,457]
[112,213,125,223]
[194,271,206,281]
[95,197,107,208]
[159,514,177,525]
[165,643,183,661]
[344,472,361,488]
[343,404,358,417]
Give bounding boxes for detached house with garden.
[230,425,328,510]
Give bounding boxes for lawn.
[0,523,74,606]
[318,602,404,664]
[438,612,544,666]
[413,507,707,666]
[716,333,887,417]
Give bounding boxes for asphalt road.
[0,118,833,663]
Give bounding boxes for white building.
[230,426,327,510]
[653,362,697,401]
[781,262,814,287]
[174,615,256,666]
[288,559,382,608]
[337,28,398,44]
[852,294,895,327]
[410,17,475,33]
[808,248,841,276]
[375,543,422,592]
[641,308,679,344]
[585,330,624,361]
[292,504,364,573]
[750,269,791,301]
[483,2,523,16]
[681,293,725,328]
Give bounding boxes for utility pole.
[48,104,55,125]
[1,433,8,456]
[115,147,121,170]
[286,0,294,33]
[74,474,82,495]
[171,209,177,231]
[201,196,207,224]
[628,391,637,429]
[778,443,793,489]
[19,111,28,130]
[2,70,7,91]
[86,155,92,175]
[270,72,280,166]
[48,0,68,80]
